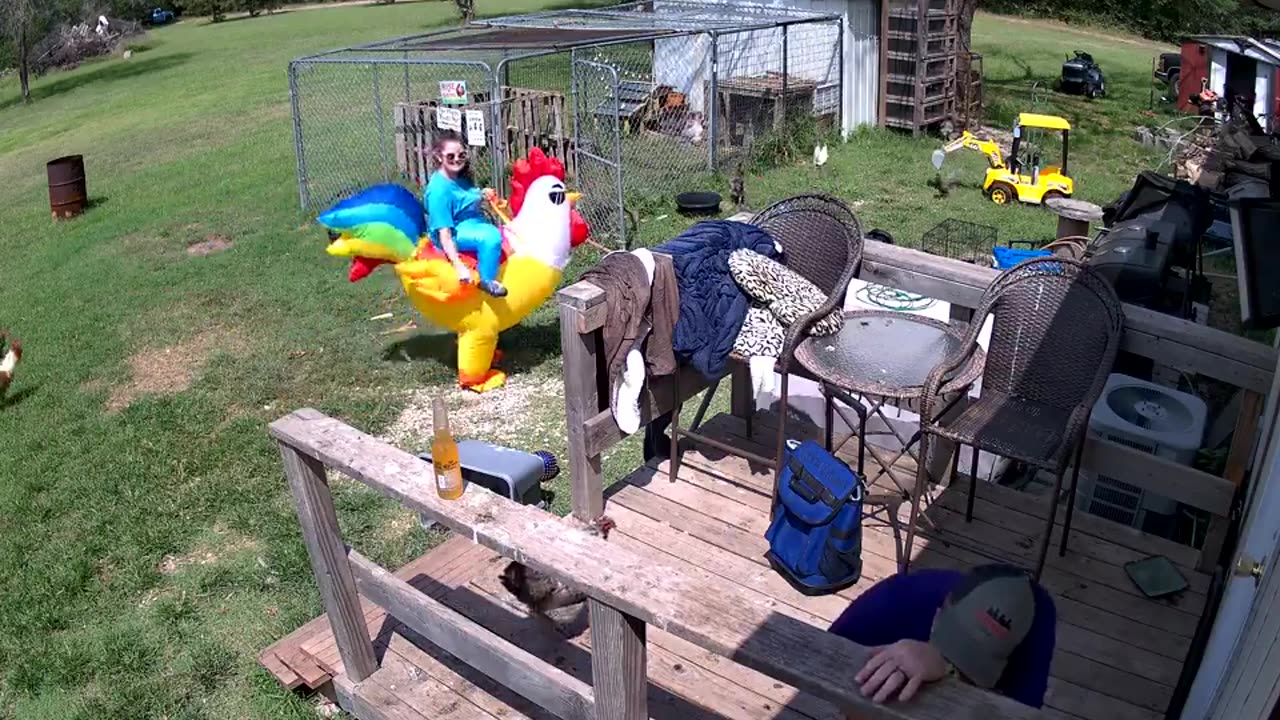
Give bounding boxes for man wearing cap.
[827,564,1056,708]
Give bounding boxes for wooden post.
[913,0,927,135]
[559,285,607,522]
[277,439,379,682]
[1199,390,1265,571]
[877,0,889,128]
[589,600,647,720]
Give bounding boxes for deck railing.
[557,235,1277,572]
[270,407,1043,719]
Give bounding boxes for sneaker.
[479,280,508,297]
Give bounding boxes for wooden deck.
[261,409,1209,720]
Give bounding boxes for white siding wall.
[652,0,879,133]
[1254,61,1272,129]
[1210,48,1228,97]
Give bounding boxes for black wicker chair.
[910,257,1125,581]
[668,194,865,480]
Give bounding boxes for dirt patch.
[187,234,234,256]
[105,327,244,412]
[99,231,182,263]
[971,124,1015,148]
[158,523,260,576]
[382,373,565,451]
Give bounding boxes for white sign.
[436,107,462,132]
[438,80,468,105]
[465,109,486,147]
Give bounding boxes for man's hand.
[855,640,949,704]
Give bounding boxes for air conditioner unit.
[1077,374,1208,532]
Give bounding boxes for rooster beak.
[567,192,582,204]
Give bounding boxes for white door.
[1181,348,1280,720]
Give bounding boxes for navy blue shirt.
[827,569,1056,708]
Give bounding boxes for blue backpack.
[765,439,865,596]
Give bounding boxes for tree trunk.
[18,25,31,104]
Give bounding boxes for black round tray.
[676,191,722,216]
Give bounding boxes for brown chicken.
[730,162,746,211]
[500,515,615,614]
[0,331,21,399]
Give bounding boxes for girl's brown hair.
[430,129,473,182]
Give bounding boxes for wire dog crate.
[287,1,844,247]
[919,217,998,265]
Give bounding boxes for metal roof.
[1189,35,1280,66]
[475,0,840,34]
[367,26,676,53]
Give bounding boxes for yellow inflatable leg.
[457,329,505,393]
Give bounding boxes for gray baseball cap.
[929,565,1037,689]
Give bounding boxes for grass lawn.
[0,4,1176,717]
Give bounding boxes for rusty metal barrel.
[47,155,88,220]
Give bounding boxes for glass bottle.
[432,397,465,500]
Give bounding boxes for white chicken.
[813,143,829,167]
[0,331,21,399]
[682,112,705,144]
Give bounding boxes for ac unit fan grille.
[1105,432,1158,455]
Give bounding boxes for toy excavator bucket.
[931,149,946,170]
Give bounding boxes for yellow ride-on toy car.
[931,113,1075,205]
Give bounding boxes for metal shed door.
[1182,351,1280,720]
[571,56,627,248]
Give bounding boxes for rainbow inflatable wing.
[319,157,587,393]
[319,183,424,282]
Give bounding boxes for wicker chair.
[669,194,864,479]
[909,257,1124,581]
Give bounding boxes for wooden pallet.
[392,86,576,187]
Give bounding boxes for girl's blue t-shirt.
[425,171,485,243]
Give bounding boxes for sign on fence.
[437,107,462,132]
[465,110,486,147]
[439,80,469,105]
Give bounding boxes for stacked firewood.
[1174,116,1280,194]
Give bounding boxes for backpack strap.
[787,457,837,507]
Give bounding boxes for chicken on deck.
[499,515,616,614]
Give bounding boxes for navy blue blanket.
[653,220,780,380]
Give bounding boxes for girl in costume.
[424,130,507,298]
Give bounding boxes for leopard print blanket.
[729,249,843,359]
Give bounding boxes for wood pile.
[1170,116,1280,195]
[30,18,143,75]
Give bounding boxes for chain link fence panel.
[288,5,844,249]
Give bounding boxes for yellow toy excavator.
[931,113,1075,205]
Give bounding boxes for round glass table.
[794,309,987,567]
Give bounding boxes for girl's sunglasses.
[441,151,468,162]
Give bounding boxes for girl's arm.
[436,227,471,282]
[426,181,472,282]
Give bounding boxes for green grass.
[0,5,1179,717]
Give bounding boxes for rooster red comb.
[508,148,564,213]
[509,148,590,248]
